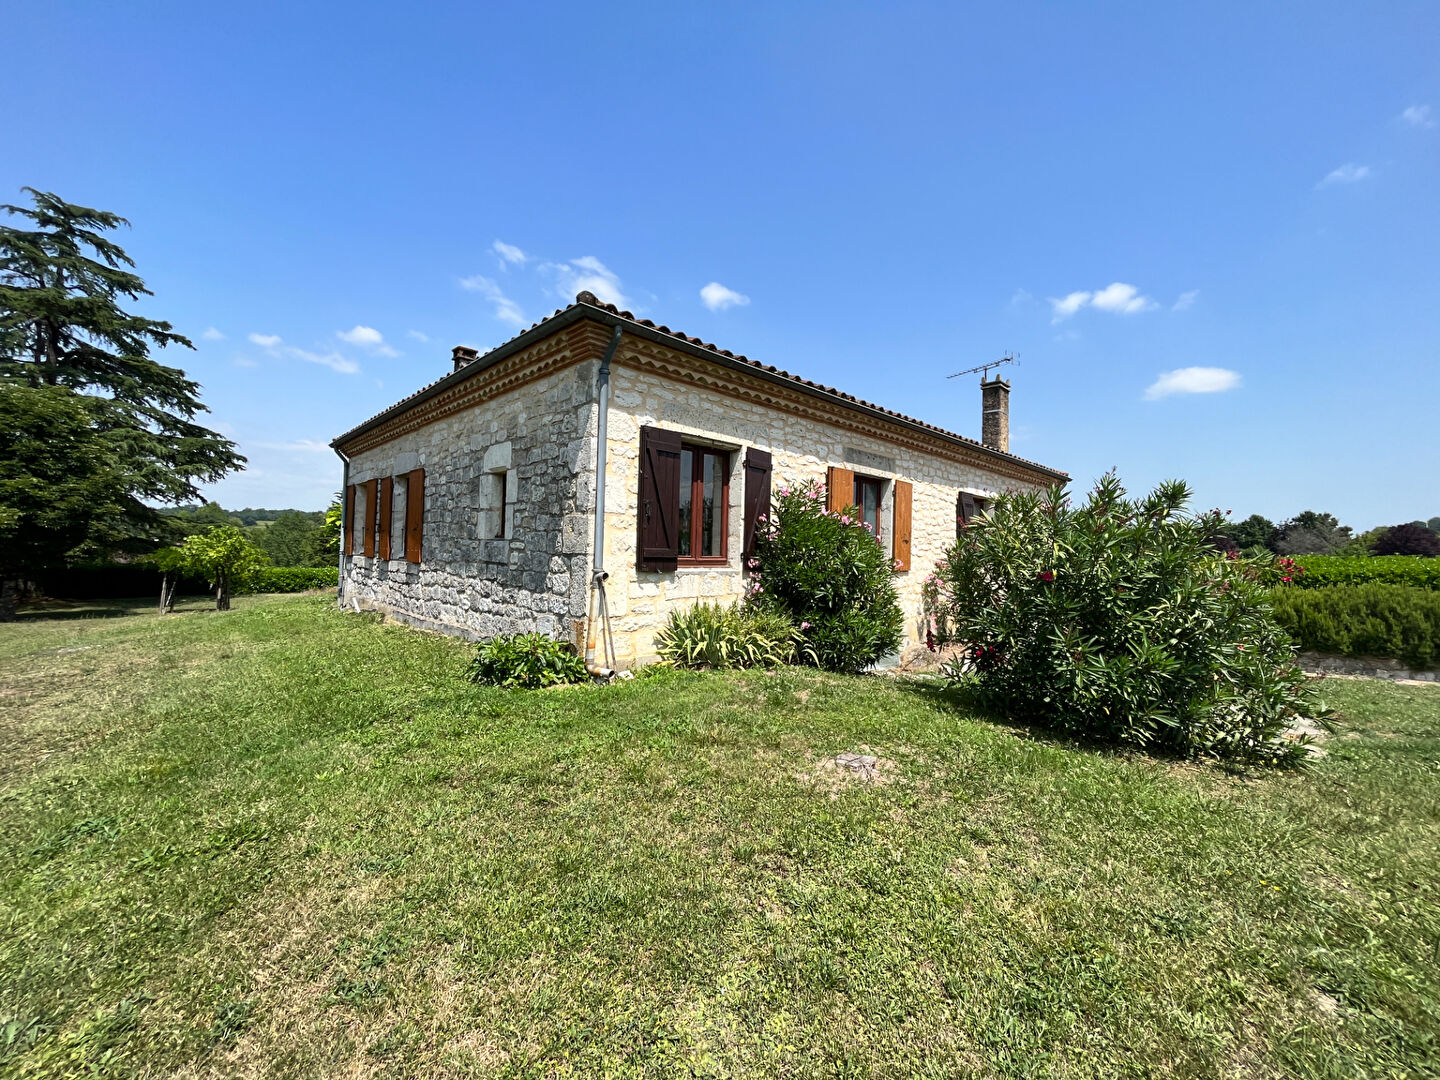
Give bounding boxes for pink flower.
[1038,570,1055,583]
[800,621,811,629]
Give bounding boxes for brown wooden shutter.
[377,476,393,560]
[826,466,855,514]
[404,468,425,563]
[343,485,355,555]
[637,425,682,570]
[361,479,378,557]
[892,480,912,571]
[742,448,772,556]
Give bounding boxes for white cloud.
[336,325,400,357]
[1144,366,1241,400]
[407,329,431,343]
[1049,291,1091,321]
[247,333,360,375]
[1090,282,1156,315]
[700,281,750,311]
[1048,282,1155,322]
[1318,162,1371,187]
[492,240,526,265]
[563,256,628,308]
[201,326,225,341]
[1401,104,1435,129]
[1172,289,1200,312]
[460,275,526,328]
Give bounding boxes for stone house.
[330,292,1066,669]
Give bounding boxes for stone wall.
[341,361,597,639]
[1300,652,1439,683]
[597,361,1049,668]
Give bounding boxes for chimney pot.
[452,345,479,372]
[981,376,1010,453]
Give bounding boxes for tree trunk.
[215,578,230,611]
[0,578,18,623]
[159,572,177,614]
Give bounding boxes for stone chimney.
[452,345,479,372]
[981,376,1010,453]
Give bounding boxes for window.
[493,469,509,539]
[677,444,729,563]
[853,476,884,537]
[957,491,988,537]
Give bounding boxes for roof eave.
[332,300,1069,484]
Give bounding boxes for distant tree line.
[162,502,337,568]
[1215,512,1440,558]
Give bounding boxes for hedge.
[252,566,338,592]
[1270,584,1440,669]
[1291,555,1440,591]
[38,563,337,599]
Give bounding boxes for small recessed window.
[494,469,509,539]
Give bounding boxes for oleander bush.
[1291,555,1440,591]
[929,474,1329,765]
[654,601,813,669]
[1271,584,1440,669]
[465,633,589,689]
[751,479,904,673]
[252,566,340,592]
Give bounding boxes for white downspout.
[334,447,351,609]
[585,325,624,677]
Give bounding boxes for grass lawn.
[2,594,1438,1079]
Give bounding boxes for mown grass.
[1,594,1437,1079]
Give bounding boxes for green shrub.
[930,474,1329,765]
[654,602,812,669]
[752,479,904,673]
[1291,555,1440,590]
[251,566,339,592]
[465,633,589,689]
[1270,584,1440,668]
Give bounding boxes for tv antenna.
[947,353,1016,382]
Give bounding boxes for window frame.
[853,475,885,540]
[677,443,731,566]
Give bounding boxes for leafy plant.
[1290,555,1440,590]
[174,526,269,610]
[465,633,588,689]
[1270,584,1440,668]
[751,479,904,673]
[930,473,1328,765]
[654,601,812,669]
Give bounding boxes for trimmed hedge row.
[1292,555,1440,591]
[253,566,338,592]
[1270,584,1440,669]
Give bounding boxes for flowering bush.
[751,479,903,673]
[931,473,1330,765]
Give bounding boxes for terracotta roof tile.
[333,292,1066,479]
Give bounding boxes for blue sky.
[4,2,1437,528]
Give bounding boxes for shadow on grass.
[16,596,214,621]
[889,672,1241,770]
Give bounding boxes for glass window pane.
[700,452,719,556]
[678,449,692,556]
[864,482,879,534]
